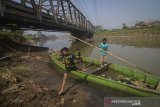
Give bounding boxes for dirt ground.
[0,51,104,107]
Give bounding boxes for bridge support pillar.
[71,31,94,39]
[0,0,4,16]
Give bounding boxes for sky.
[72,0,160,29]
[14,0,160,31]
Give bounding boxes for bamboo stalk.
[69,35,152,74]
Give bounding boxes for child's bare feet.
[58,89,63,95]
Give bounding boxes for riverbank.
[94,27,160,48]
[93,34,160,48]
[0,39,104,107]
[96,26,160,36]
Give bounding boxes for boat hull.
[49,52,160,97]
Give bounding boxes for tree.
[122,23,128,29]
[95,25,103,32]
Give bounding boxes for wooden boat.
[49,51,160,97]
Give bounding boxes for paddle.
[68,35,152,74]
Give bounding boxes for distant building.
[135,20,160,28]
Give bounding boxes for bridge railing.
[1,0,94,33]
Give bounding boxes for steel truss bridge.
[0,0,95,38]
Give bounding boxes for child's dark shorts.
[65,66,77,73]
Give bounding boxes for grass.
[96,26,160,36]
[0,31,26,42]
[23,35,34,40]
[0,31,12,38]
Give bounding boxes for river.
[34,34,160,76]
